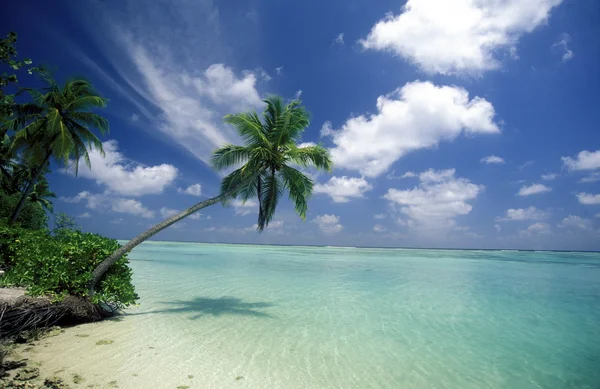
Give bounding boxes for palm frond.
[257,168,284,231]
[279,165,313,219]
[211,144,251,171]
[286,144,333,171]
[224,112,270,147]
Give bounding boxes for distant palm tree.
[89,96,332,293]
[28,177,56,213]
[2,72,108,222]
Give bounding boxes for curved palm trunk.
[10,151,51,223]
[88,174,258,294]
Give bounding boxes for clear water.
[24,243,600,388]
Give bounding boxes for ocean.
[23,242,600,388]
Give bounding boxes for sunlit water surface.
[24,242,600,388]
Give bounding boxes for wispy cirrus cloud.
[74,0,265,165]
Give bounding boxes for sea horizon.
[121,239,600,254]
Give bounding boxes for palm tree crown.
[212,96,332,230]
[3,71,108,173]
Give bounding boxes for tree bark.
[88,173,258,294]
[10,151,51,224]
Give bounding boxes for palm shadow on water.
[127,296,276,319]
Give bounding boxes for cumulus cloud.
[481,155,505,164]
[312,214,343,234]
[231,199,257,216]
[577,193,600,205]
[374,213,386,219]
[562,150,600,171]
[541,173,558,181]
[324,81,499,177]
[386,170,417,179]
[558,215,593,231]
[78,212,91,219]
[373,224,387,233]
[71,140,178,196]
[580,172,600,183]
[334,33,345,45]
[247,220,285,233]
[360,0,563,75]
[61,191,155,218]
[517,183,552,196]
[519,222,552,237]
[314,176,373,202]
[383,168,483,229]
[497,207,547,222]
[494,224,501,232]
[553,33,574,62]
[177,184,202,196]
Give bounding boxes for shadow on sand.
[128,296,276,319]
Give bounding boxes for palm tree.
[1,72,108,222]
[28,176,56,213]
[88,96,332,293]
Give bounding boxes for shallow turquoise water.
[58,242,600,388]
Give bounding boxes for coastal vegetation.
[1,29,332,336]
[0,32,136,339]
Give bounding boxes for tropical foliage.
[0,220,138,309]
[88,96,332,291]
[2,71,108,222]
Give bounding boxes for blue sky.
[3,0,600,250]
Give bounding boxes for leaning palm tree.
[1,72,108,222]
[89,96,332,293]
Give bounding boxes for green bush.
[0,221,138,309]
[0,192,47,230]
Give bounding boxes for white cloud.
[72,140,178,196]
[497,207,547,222]
[130,113,140,122]
[275,66,283,75]
[576,193,600,205]
[111,198,155,218]
[159,206,202,220]
[160,207,179,218]
[562,150,600,171]
[553,33,574,62]
[78,212,91,219]
[373,224,387,233]
[541,173,558,181]
[335,33,345,45]
[324,81,499,177]
[247,220,285,233]
[314,176,373,202]
[360,0,563,75]
[494,224,501,232]
[384,168,483,229]
[559,215,593,231]
[312,214,343,234]
[374,213,386,219]
[177,184,202,196]
[580,173,600,183]
[61,191,155,219]
[192,64,263,110]
[123,42,264,164]
[295,90,303,99]
[519,222,552,237]
[298,142,316,148]
[517,183,552,196]
[481,155,505,164]
[387,170,417,180]
[231,199,257,216]
[111,218,124,225]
